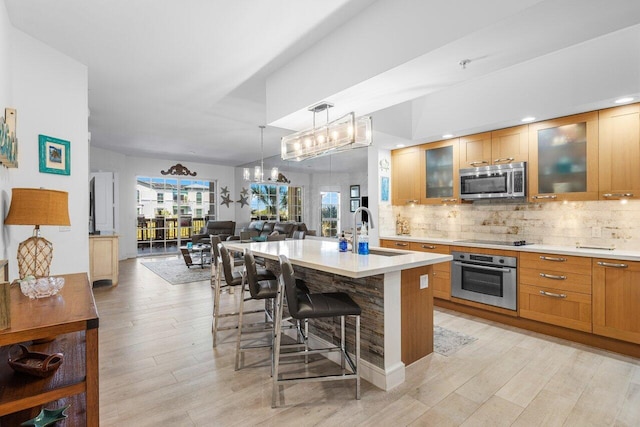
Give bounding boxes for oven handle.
[453,261,512,273]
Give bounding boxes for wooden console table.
[0,273,99,426]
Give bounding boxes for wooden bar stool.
[272,255,361,408]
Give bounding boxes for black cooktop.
[456,239,533,247]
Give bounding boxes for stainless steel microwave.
[460,162,526,200]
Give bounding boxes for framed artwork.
[39,135,70,175]
[381,176,389,202]
[350,185,360,198]
[350,198,360,212]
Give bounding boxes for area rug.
[434,325,477,356]
[141,257,211,285]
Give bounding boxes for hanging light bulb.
[244,125,278,183]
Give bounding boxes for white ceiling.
[5,0,640,170]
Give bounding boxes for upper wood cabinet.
[598,103,640,200]
[459,126,528,168]
[491,125,529,164]
[391,146,421,205]
[420,139,460,205]
[459,132,492,168]
[528,111,599,202]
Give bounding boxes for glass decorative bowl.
[19,276,65,299]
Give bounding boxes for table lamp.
[4,188,70,279]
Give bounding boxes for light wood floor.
[94,257,640,426]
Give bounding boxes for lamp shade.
[5,188,70,226]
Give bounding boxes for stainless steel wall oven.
[451,251,517,310]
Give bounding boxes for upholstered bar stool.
[213,243,275,347]
[272,255,361,408]
[235,248,278,370]
[210,235,223,289]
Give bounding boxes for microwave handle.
[508,172,513,195]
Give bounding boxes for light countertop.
[224,239,452,279]
[379,235,640,261]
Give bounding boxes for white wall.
[0,0,13,254]
[0,13,89,281]
[90,146,237,260]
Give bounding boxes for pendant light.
[244,126,278,183]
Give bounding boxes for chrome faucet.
[352,206,374,253]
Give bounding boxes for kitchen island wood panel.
[400,265,432,365]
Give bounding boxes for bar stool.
[213,243,274,347]
[209,235,222,289]
[235,248,278,370]
[272,254,361,408]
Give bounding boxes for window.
[136,176,217,256]
[320,191,340,238]
[250,184,303,222]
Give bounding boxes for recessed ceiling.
[5,0,640,169]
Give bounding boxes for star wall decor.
[220,194,233,207]
[237,194,249,208]
[240,187,249,196]
[220,186,229,195]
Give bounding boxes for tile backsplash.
[380,200,640,251]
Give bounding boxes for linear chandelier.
[281,102,372,162]
[243,125,278,183]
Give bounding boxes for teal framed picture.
[39,134,70,175]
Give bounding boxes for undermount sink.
[368,249,407,257]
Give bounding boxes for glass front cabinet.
[421,139,460,204]
[528,112,599,202]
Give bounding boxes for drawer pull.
[441,198,458,203]
[602,193,633,198]
[494,157,514,163]
[532,194,557,200]
[421,245,436,249]
[539,256,566,262]
[394,242,409,247]
[539,290,567,299]
[539,273,566,280]
[597,261,628,268]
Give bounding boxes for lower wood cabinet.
[593,258,640,344]
[89,235,119,286]
[410,242,451,300]
[519,252,592,332]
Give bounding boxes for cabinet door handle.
[602,193,634,198]
[469,160,488,166]
[394,242,409,247]
[539,273,567,280]
[539,290,567,298]
[597,261,628,268]
[539,256,566,262]
[441,198,458,203]
[494,157,514,163]
[421,244,436,249]
[532,194,558,200]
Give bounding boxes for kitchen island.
[225,238,452,390]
